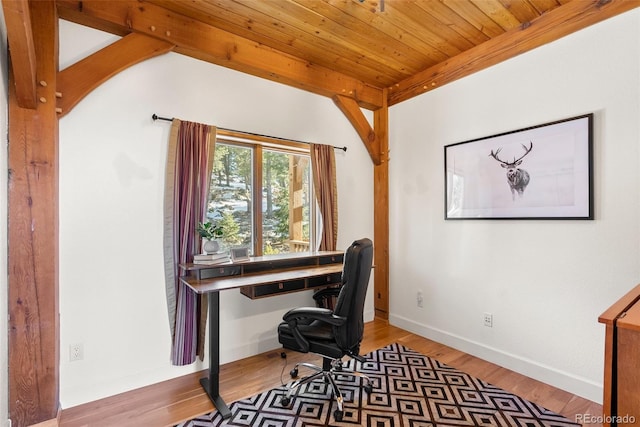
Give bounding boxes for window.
[206,131,316,256]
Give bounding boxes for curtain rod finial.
[152,114,174,122]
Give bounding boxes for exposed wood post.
[373,90,389,320]
[333,93,389,319]
[7,1,60,426]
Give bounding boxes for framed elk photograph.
[444,113,593,220]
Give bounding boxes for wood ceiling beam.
[57,33,174,117]
[332,94,380,165]
[2,0,37,109]
[55,0,385,110]
[388,0,640,106]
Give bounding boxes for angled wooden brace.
[332,94,382,166]
[57,32,174,117]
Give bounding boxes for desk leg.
[200,292,232,419]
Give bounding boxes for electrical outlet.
[69,343,84,362]
[416,291,423,308]
[483,313,493,328]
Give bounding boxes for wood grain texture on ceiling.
[54,0,637,109]
[146,0,565,88]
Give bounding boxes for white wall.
[58,21,374,408]
[389,9,640,403]
[0,5,8,426]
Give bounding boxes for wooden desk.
[599,284,640,426]
[180,251,343,419]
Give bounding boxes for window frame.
[214,129,316,257]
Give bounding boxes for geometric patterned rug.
[177,343,581,426]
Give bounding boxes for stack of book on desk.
[193,252,230,265]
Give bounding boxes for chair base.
[280,356,373,422]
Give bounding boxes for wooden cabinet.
[599,284,640,426]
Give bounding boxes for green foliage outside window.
[208,141,312,256]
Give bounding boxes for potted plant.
[197,221,223,254]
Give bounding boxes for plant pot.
[202,239,220,254]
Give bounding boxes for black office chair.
[277,238,374,421]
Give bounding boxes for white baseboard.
[389,314,602,404]
[63,308,380,409]
[364,309,375,323]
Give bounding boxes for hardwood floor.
[59,319,602,426]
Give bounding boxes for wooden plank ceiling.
[145,0,565,87]
[54,0,640,111]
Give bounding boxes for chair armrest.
[283,307,346,327]
[282,307,346,353]
[312,287,341,304]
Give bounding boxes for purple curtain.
[164,119,216,365]
[310,144,338,251]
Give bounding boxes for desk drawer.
[241,279,306,299]
[308,273,342,289]
[243,258,316,274]
[198,265,242,280]
[319,254,343,265]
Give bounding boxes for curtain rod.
[152,114,347,152]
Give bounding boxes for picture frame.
[444,113,593,220]
[230,247,250,262]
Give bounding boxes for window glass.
[207,138,314,256]
[262,150,311,254]
[209,143,254,253]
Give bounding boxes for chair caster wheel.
[290,368,298,378]
[334,409,343,421]
[281,396,291,406]
[364,383,373,394]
